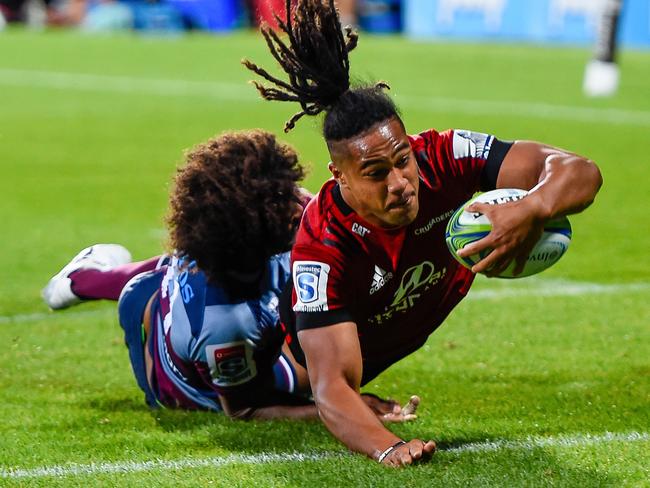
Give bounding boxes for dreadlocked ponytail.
[243,0,400,140]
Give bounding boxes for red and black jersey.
[281,128,512,385]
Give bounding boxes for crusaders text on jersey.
[283,128,512,384]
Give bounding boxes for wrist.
[374,440,405,463]
[525,189,553,221]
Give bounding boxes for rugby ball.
[445,188,572,278]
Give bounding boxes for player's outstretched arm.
[218,383,420,421]
[218,387,320,420]
[298,322,436,466]
[495,141,602,220]
[458,141,602,276]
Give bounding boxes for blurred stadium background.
[1,0,649,48]
[1,0,649,485]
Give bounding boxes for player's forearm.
[221,389,318,421]
[527,153,602,220]
[314,378,402,459]
[242,404,319,420]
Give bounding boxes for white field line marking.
[467,280,650,301]
[1,280,648,324]
[0,308,112,325]
[396,94,650,127]
[2,68,650,127]
[0,68,254,101]
[1,431,648,479]
[443,431,650,454]
[0,452,340,480]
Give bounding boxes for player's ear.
[328,161,343,181]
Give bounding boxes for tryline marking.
[2,280,648,324]
[1,431,647,479]
[2,68,650,127]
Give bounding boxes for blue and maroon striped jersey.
[147,253,291,410]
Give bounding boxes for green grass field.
[1,28,649,486]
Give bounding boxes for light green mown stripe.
[2,68,650,127]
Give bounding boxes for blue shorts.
[117,269,165,408]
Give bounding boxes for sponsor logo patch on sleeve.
[292,261,330,312]
[452,130,494,160]
[206,341,257,387]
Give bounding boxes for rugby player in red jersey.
[244,0,603,466]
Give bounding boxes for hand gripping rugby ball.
[445,188,572,278]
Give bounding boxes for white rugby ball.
[445,188,572,278]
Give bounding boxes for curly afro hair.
[167,130,305,298]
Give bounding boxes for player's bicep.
[298,321,362,392]
[496,141,570,190]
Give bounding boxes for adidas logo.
[370,265,393,295]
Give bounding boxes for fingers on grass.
[401,395,420,416]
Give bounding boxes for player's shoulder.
[300,179,338,231]
[410,128,494,152]
[408,128,456,167]
[166,256,243,322]
[410,127,499,171]
[408,127,451,151]
[294,180,358,261]
[166,257,209,305]
[200,289,277,345]
[449,129,497,161]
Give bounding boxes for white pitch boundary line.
[0,308,112,325]
[397,94,650,127]
[1,431,647,479]
[443,431,650,454]
[0,452,341,480]
[467,280,650,301]
[2,68,650,127]
[1,280,648,324]
[0,68,254,101]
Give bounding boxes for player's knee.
[117,270,161,331]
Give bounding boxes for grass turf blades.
[0,29,649,486]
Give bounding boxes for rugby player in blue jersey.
[244,0,602,466]
[43,129,419,421]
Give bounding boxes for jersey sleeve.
[194,300,285,395]
[416,129,513,192]
[291,242,355,331]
